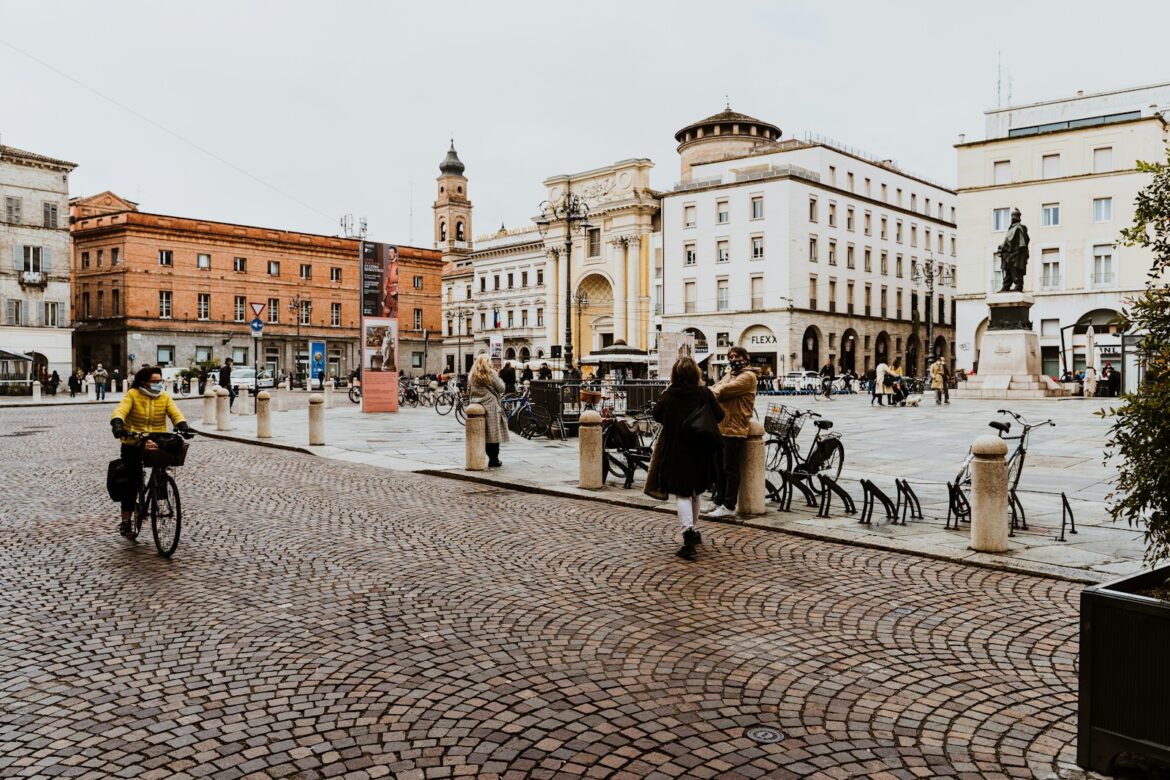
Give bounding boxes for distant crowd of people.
[1059,361,1121,397]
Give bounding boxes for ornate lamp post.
[574,291,589,361]
[451,305,473,376]
[912,253,939,373]
[535,191,591,373]
[288,295,310,386]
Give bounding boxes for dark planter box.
[1079,564,1170,773]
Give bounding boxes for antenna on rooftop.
[996,49,1002,108]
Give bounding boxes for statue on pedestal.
[996,208,1030,292]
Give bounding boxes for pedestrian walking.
[645,356,724,560]
[93,363,109,401]
[469,354,508,468]
[930,355,950,405]
[873,362,891,406]
[499,361,517,394]
[703,346,758,519]
[218,359,236,409]
[47,370,60,396]
[1083,365,1099,397]
[67,371,82,398]
[111,368,121,393]
[537,363,553,381]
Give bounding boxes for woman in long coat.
[469,354,508,467]
[645,356,724,560]
[874,362,892,406]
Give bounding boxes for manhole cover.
[745,726,783,744]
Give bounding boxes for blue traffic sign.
[250,317,264,335]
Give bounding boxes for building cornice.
[955,115,1167,149]
[956,167,1146,194]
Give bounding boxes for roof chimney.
[958,133,966,144]
[1076,90,1084,97]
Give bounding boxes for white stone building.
[955,82,1170,379]
[0,144,77,385]
[658,109,958,378]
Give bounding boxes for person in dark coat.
[67,370,82,398]
[537,363,552,381]
[645,356,724,560]
[218,359,235,409]
[520,365,534,384]
[499,361,517,394]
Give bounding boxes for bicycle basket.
[764,405,803,440]
[142,433,189,467]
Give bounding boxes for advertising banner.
[657,332,695,378]
[359,241,399,412]
[309,340,326,385]
[489,333,504,367]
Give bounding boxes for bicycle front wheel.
[349,387,361,404]
[764,439,792,473]
[435,393,454,415]
[150,474,181,558]
[455,402,466,425]
[525,405,552,438]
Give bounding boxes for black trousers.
[486,442,500,463]
[712,436,746,510]
[119,443,144,513]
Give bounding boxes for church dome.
[673,106,782,181]
[439,141,465,176]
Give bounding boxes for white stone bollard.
[276,384,288,412]
[216,388,231,431]
[237,387,253,416]
[737,419,767,517]
[324,382,334,409]
[202,387,216,425]
[578,410,603,489]
[308,394,325,446]
[970,434,1010,553]
[464,403,486,471]
[31,381,41,402]
[86,381,96,401]
[256,391,272,439]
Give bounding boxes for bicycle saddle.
[814,420,833,430]
[989,420,1011,434]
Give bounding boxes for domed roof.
[439,140,465,176]
[674,107,781,146]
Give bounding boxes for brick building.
[395,245,446,376]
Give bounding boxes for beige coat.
[875,363,893,395]
[930,361,946,390]
[469,373,510,444]
[712,367,758,438]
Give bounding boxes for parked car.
[783,371,821,392]
[227,367,276,393]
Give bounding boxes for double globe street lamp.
[535,190,591,374]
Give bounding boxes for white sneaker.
[701,502,720,514]
[704,505,737,519]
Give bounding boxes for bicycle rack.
[1008,489,1027,535]
[1056,492,1078,542]
[945,482,970,530]
[859,479,898,525]
[817,475,856,518]
[895,479,923,524]
[772,470,817,511]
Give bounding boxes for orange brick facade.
[395,246,446,375]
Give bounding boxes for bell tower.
[433,140,472,262]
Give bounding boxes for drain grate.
[745,726,784,744]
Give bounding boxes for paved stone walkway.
[202,392,1142,583]
[0,405,1093,778]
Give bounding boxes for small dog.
[905,396,921,407]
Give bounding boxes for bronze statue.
[995,208,1030,292]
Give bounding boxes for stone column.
[276,383,288,412]
[215,388,231,431]
[465,403,486,471]
[546,248,561,362]
[627,235,641,349]
[308,394,325,445]
[737,420,767,517]
[611,238,627,343]
[970,434,1010,552]
[31,381,41,402]
[256,391,272,439]
[578,410,603,489]
[202,387,217,425]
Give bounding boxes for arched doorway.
[739,324,777,377]
[972,317,989,372]
[505,347,516,361]
[575,273,614,360]
[905,335,920,376]
[933,336,947,367]
[519,346,530,363]
[839,329,858,373]
[801,326,821,371]
[874,331,890,367]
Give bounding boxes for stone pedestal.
[308,394,324,445]
[970,435,1010,553]
[464,403,486,471]
[578,410,603,490]
[737,420,767,517]
[953,292,1068,400]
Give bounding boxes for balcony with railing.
[18,270,47,289]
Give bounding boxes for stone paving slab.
[194,393,1149,584]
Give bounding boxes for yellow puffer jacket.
[111,388,185,444]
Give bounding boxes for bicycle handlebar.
[996,409,1056,430]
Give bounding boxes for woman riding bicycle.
[110,366,190,538]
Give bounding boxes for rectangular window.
[809,196,818,222]
[1042,202,1060,227]
[1042,154,1061,179]
[234,296,246,322]
[895,220,903,244]
[411,274,422,289]
[159,290,172,319]
[896,254,903,278]
[96,249,104,268]
[43,301,60,326]
[910,194,917,211]
[716,200,729,224]
[684,243,697,266]
[895,289,902,319]
[1093,197,1112,223]
[864,178,872,197]
[846,206,854,231]
[480,276,486,292]
[864,211,872,235]
[880,216,888,240]
[111,248,120,266]
[847,172,855,191]
[521,309,528,327]
[156,345,174,366]
[299,264,312,280]
[232,347,248,365]
[716,240,729,263]
[750,276,764,311]
[993,207,1010,231]
[993,160,1011,184]
[864,284,872,317]
[414,308,423,329]
[20,245,43,272]
[521,271,528,287]
[750,196,764,220]
[828,279,837,313]
[910,225,917,247]
[587,227,601,257]
[1041,248,1061,290]
[864,248,872,272]
[537,268,544,286]
[847,281,855,314]
[268,260,280,276]
[880,286,888,318]
[716,279,729,311]
[536,308,544,327]
[1093,147,1113,174]
[828,202,837,227]
[325,266,340,282]
[268,298,279,323]
[412,352,423,369]
[809,275,818,310]
[110,289,119,316]
[751,236,764,260]
[1093,245,1114,286]
[158,250,173,267]
[5,196,21,224]
[80,294,88,320]
[197,253,211,270]
[196,346,212,363]
[684,281,697,313]
[846,245,855,269]
[332,303,342,326]
[992,254,1004,292]
[233,256,247,272]
[299,300,311,325]
[828,239,837,266]
[507,273,514,289]
[809,235,818,262]
[683,204,696,227]
[197,293,210,321]
[480,313,486,330]
[42,202,58,228]
[493,275,500,290]
[881,183,888,201]
[881,251,889,275]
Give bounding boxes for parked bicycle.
[601,404,659,488]
[502,391,553,438]
[348,380,362,404]
[434,385,465,416]
[955,409,1054,491]
[122,429,194,557]
[763,404,845,486]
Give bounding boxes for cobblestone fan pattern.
[0,407,1081,779]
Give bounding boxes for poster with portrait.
[360,241,399,412]
[657,332,695,378]
[489,333,504,368]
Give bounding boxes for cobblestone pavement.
[1,405,1086,779]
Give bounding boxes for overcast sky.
[2,0,1168,246]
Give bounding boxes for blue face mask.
[149,382,165,394]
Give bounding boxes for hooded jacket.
[712,366,759,438]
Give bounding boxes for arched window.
[439,221,447,241]
[456,221,465,241]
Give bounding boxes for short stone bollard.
[215,388,231,431]
[737,419,767,517]
[324,382,334,409]
[256,391,272,439]
[308,394,325,445]
[578,410,603,489]
[237,387,253,416]
[464,403,486,471]
[970,434,1010,553]
[31,381,41,402]
[86,381,96,401]
[202,387,217,425]
[276,383,288,412]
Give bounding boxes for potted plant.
[1079,151,1170,774]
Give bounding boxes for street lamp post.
[574,291,589,362]
[451,305,473,376]
[535,190,591,374]
[288,295,310,387]
[912,253,940,373]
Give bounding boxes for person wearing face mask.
[703,346,759,519]
[110,366,190,538]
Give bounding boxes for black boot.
[486,443,502,468]
[677,528,700,560]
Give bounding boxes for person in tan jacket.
[703,346,759,519]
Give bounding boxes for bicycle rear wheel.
[455,401,466,425]
[349,387,361,404]
[815,439,845,482]
[435,393,454,415]
[150,473,181,558]
[525,405,552,438]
